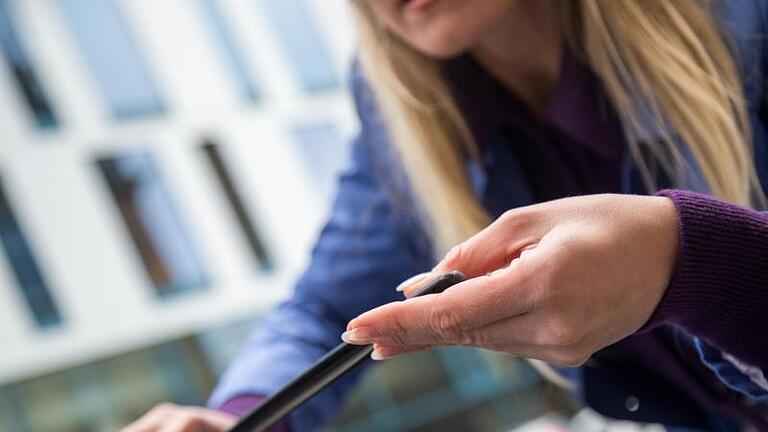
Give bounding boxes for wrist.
[654,195,680,281]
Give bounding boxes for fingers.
[345,265,535,347]
[396,272,432,298]
[157,415,196,432]
[371,342,433,360]
[190,409,238,430]
[371,312,592,368]
[431,208,545,279]
[396,207,548,299]
[158,408,235,432]
[122,403,176,432]
[395,272,430,294]
[371,339,544,362]
[121,404,236,432]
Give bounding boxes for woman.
[125,0,768,431]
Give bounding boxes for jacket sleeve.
[207,67,434,430]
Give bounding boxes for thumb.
[432,208,542,278]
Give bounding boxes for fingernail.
[395,272,429,292]
[371,348,388,361]
[341,327,375,344]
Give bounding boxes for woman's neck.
[470,2,562,115]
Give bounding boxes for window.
[57,0,164,119]
[0,0,58,128]
[292,123,349,200]
[97,151,207,296]
[198,0,260,101]
[258,0,339,93]
[202,139,272,270]
[0,178,62,328]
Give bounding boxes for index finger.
[345,266,534,347]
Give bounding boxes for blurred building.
[0,1,564,431]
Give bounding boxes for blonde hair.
[351,0,764,257]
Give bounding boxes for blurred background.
[0,0,637,431]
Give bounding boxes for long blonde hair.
[351,0,764,256]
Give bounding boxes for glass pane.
[202,139,272,270]
[97,151,207,296]
[0,336,212,432]
[258,0,339,93]
[292,123,349,200]
[0,179,62,328]
[0,0,58,128]
[198,0,259,101]
[57,0,164,119]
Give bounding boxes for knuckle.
[428,305,465,341]
[552,235,581,266]
[386,318,409,346]
[547,320,581,347]
[442,244,466,269]
[498,209,519,226]
[532,264,561,303]
[457,330,487,347]
[179,412,202,428]
[368,305,409,347]
[388,310,408,345]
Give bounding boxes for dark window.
[57,0,164,119]
[97,151,207,296]
[0,0,58,128]
[0,179,62,328]
[202,139,272,270]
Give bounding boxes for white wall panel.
[0,0,358,384]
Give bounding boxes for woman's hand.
[343,194,680,366]
[121,403,236,432]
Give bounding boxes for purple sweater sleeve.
[217,395,290,432]
[647,189,768,370]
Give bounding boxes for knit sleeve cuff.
[644,189,768,367]
[217,395,290,432]
[217,394,264,418]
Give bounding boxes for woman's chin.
[407,32,476,59]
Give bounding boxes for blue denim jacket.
[210,1,768,430]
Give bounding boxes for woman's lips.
[400,0,438,12]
